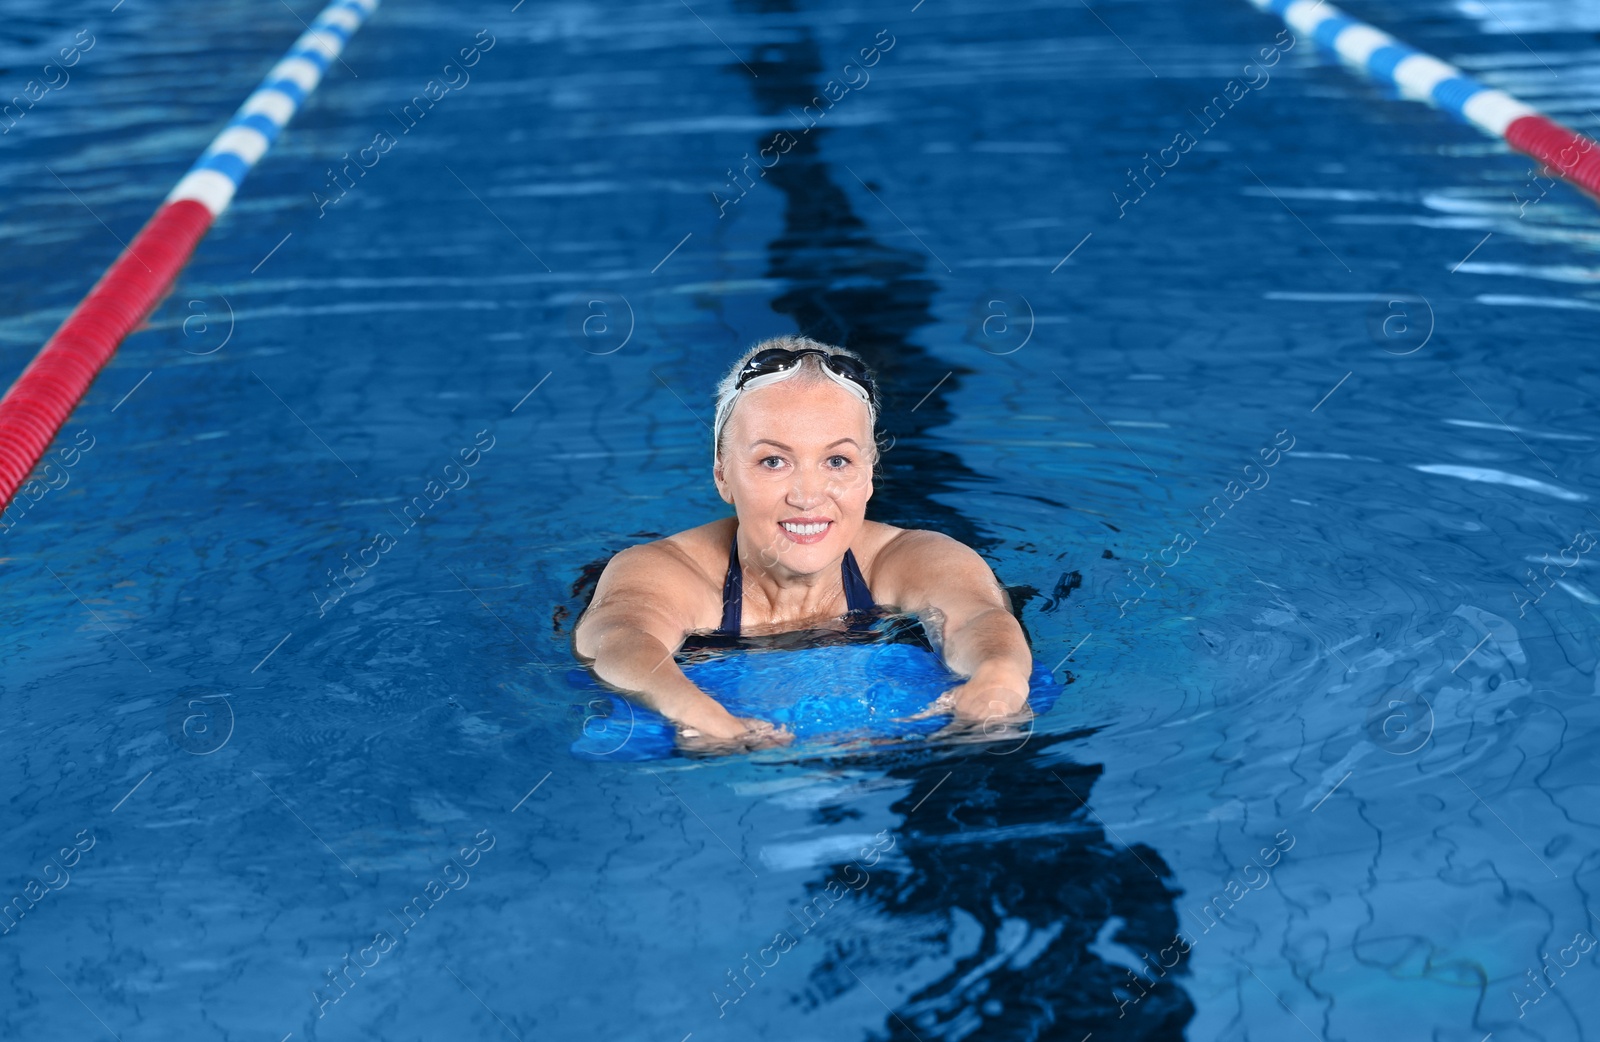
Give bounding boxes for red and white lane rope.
[0,0,379,511]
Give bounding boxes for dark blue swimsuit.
[715,529,877,636]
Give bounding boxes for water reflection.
[799,733,1194,1040]
[729,7,1194,1037]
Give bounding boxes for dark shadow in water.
[721,7,1195,1040]
[793,733,1194,1041]
[731,0,988,552]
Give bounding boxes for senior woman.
[572,335,1036,751]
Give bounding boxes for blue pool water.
[4,0,1600,1038]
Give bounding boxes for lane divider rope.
[1246,0,1600,203]
[0,0,379,512]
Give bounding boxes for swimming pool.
[4,0,1600,1038]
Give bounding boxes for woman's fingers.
[899,688,958,722]
[675,716,792,754]
[738,718,794,748]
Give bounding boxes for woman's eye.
[760,456,785,469]
[828,455,851,468]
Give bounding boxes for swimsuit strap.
[715,527,877,636]
[717,530,743,636]
[841,548,877,614]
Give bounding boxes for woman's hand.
[904,663,1033,735]
[941,677,1033,723]
[674,712,794,754]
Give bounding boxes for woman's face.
[714,376,874,574]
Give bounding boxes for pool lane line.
[1244,0,1600,206]
[0,0,380,513]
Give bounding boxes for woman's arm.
[573,545,789,747]
[875,531,1033,720]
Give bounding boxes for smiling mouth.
[780,520,831,536]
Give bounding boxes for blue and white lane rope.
[169,0,380,217]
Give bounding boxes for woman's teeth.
[782,521,829,535]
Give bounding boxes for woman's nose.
[788,468,832,504]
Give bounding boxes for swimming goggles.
[733,347,878,408]
[713,346,878,458]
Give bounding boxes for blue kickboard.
[567,641,1065,761]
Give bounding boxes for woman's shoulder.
[854,520,917,589]
[857,520,956,563]
[857,523,977,601]
[614,517,734,587]
[855,519,910,562]
[577,520,732,645]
